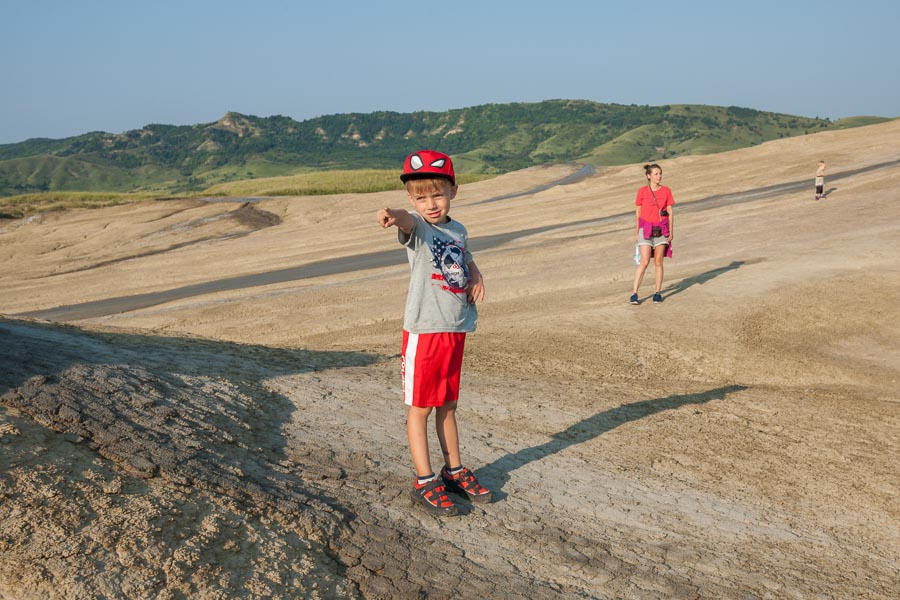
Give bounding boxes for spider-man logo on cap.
[400,150,455,185]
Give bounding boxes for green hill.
[0,100,890,198]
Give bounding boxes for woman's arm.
[634,206,642,242]
[666,206,674,242]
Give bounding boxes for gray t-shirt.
[399,212,478,333]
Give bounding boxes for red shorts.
[401,330,466,407]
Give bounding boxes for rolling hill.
[0,100,889,197]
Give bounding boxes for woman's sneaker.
[630,293,639,305]
[412,477,458,516]
[653,292,663,303]
[440,466,493,503]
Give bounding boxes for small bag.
[650,226,662,238]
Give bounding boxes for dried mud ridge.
[0,320,576,599]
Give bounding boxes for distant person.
[815,160,826,200]
[376,150,492,516]
[631,163,674,304]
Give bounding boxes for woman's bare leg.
[632,244,653,294]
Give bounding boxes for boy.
[376,150,492,516]
[815,160,826,200]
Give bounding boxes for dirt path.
[17,159,899,323]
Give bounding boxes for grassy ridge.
[204,169,494,197]
[203,169,404,197]
[832,116,892,128]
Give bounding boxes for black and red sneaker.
[440,466,492,503]
[412,477,458,516]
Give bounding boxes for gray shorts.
[637,232,669,248]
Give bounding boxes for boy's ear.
[449,184,458,199]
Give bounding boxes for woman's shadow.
[660,258,764,300]
[479,384,747,499]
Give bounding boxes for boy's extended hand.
[377,207,413,233]
[377,207,398,228]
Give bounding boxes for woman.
[631,163,674,304]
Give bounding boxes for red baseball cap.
[400,150,456,185]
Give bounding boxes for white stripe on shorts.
[403,332,418,406]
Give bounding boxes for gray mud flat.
[2,318,898,599]
[0,320,568,599]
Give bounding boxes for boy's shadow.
[820,187,838,198]
[479,385,747,500]
[661,258,764,300]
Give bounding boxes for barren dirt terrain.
[1,120,899,599]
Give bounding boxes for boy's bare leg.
[435,401,461,469]
[407,406,434,477]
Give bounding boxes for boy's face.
[407,179,457,224]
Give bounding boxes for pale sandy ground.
[1,120,899,599]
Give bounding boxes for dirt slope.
[1,120,898,599]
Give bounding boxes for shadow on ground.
[480,385,748,498]
[661,258,765,300]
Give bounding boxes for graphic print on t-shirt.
[430,236,469,293]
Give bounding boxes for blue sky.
[1,0,897,145]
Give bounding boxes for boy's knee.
[436,401,458,415]
[408,405,433,419]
